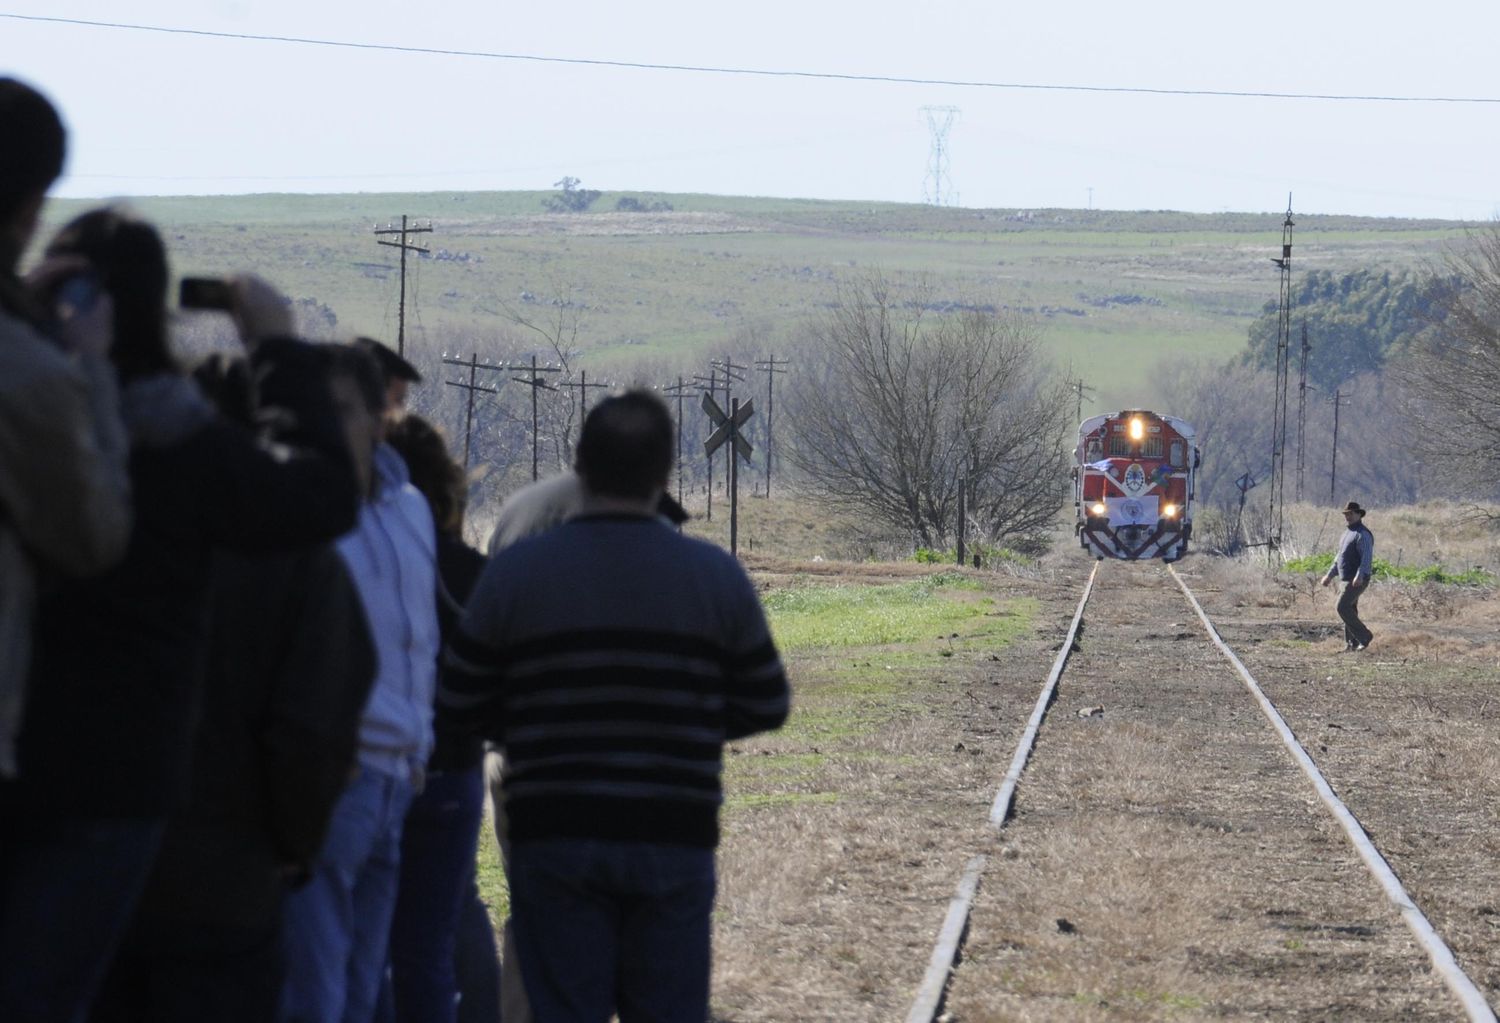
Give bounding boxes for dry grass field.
[687,500,1500,1021]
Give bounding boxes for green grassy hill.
[41,190,1472,421]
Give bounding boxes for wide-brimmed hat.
[1342,501,1366,515]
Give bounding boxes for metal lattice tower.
[1267,195,1295,552]
[921,106,960,206]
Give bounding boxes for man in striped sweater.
[443,389,789,1023]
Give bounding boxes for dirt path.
[946,561,1456,1020]
[1176,558,1500,1012]
[707,558,1495,1021]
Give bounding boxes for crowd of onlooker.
[0,76,789,1023]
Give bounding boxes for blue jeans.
[0,813,165,1023]
[385,766,486,1023]
[279,767,415,1023]
[509,839,715,1023]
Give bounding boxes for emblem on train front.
[1121,499,1144,522]
[1123,462,1147,496]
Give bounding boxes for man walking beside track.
[442,389,790,1023]
[1322,500,1375,652]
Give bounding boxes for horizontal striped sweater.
[442,513,789,848]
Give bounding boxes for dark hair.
[386,415,467,534]
[575,389,673,500]
[46,207,173,381]
[323,343,387,415]
[0,78,65,222]
[352,336,422,384]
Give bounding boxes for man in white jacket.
[279,345,439,1023]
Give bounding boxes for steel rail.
[906,561,1100,1023]
[1168,563,1495,1022]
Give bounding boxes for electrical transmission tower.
[374,214,432,357]
[921,105,960,206]
[1267,195,1294,552]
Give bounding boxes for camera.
[179,277,234,311]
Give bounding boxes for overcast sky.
[6,1,1498,219]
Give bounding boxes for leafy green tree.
[1242,268,1445,391]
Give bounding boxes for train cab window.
[1141,436,1162,458]
[1170,440,1185,468]
[1086,438,1102,461]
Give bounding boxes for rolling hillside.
[40,189,1472,436]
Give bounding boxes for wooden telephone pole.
[441,351,499,468]
[374,215,432,357]
[754,356,789,497]
[508,355,561,482]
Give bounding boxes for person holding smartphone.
[0,205,363,1023]
[0,78,131,789]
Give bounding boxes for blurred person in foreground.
[379,414,496,1023]
[441,390,789,1023]
[91,350,379,1023]
[0,76,130,779]
[1321,500,1376,652]
[0,206,362,1022]
[278,347,440,1023]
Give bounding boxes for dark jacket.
[5,338,361,818]
[428,532,488,774]
[132,545,375,928]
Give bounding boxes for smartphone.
[54,273,103,316]
[179,277,234,311]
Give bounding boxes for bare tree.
[785,275,1070,550]
[1392,224,1500,502]
[1155,359,1275,508]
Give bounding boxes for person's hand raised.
[227,273,293,351]
[25,254,114,359]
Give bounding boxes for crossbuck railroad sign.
[702,393,755,462]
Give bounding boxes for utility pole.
[754,356,789,498]
[712,358,747,500]
[508,355,561,481]
[1071,377,1097,425]
[558,369,612,452]
[1295,318,1313,503]
[660,377,694,509]
[1267,195,1294,552]
[1234,472,1258,552]
[692,367,719,521]
[374,214,433,358]
[441,351,500,469]
[1329,387,1351,503]
[956,472,968,567]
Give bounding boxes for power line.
[9,13,1500,105]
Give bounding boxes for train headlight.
[1129,417,1144,440]
[1163,503,1178,518]
[1091,502,1107,516]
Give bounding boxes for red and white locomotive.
[1074,410,1198,562]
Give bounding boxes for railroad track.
[906,560,1495,1023]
